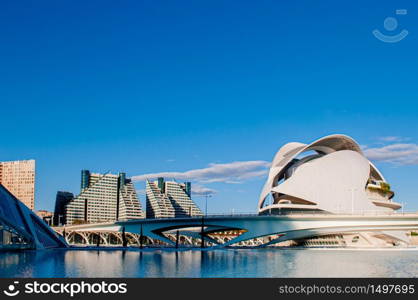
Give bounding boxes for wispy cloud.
[191,184,217,196]
[132,160,271,183]
[364,143,418,165]
[377,136,410,143]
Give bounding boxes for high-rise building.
[0,160,35,210]
[65,171,144,225]
[146,178,202,218]
[53,191,74,226]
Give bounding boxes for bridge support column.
[201,217,205,249]
[140,224,143,249]
[122,227,127,247]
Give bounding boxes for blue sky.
[1,0,418,213]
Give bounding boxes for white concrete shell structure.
[258,134,401,216]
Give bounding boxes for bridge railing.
[202,212,258,218]
[202,210,418,217]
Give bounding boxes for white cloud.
[364,143,418,165]
[132,160,271,183]
[191,184,217,196]
[377,136,410,142]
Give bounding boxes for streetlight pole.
[204,194,212,216]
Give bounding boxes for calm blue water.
[1,248,417,278]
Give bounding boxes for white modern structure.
[258,134,401,215]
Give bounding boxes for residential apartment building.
[65,170,144,225]
[146,177,202,218]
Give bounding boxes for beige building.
[0,160,35,210]
[35,210,53,225]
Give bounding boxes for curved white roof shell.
[258,134,400,214]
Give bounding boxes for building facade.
[146,178,202,218]
[65,170,144,225]
[0,160,35,210]
[53,191,74,226]
[35,210,53,226]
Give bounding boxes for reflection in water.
[1,249,418,278]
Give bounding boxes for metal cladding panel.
[0,184,30,233]
[0,184,68,249]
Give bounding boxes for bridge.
[58,212,418,248]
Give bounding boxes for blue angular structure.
[0,184,67,250]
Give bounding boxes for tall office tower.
[0,160,35,210]
[65,170,144,225]
[53,191,74,226]
[146,177,202,219]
